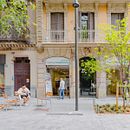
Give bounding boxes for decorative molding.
[80,4,95,12]
[80,47,92,58]
[64,3,68,11]
[48,4,64,12]
[125,3,128,17]
[95,3,98,11]
[80,48,85,57]
[45,2,49,12]
[110,3,126,13]
[36,45,44,53]
[70,48,74,60]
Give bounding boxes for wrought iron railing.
[44,30,65,42]
[0,31,30,43]
[78,29,95,42]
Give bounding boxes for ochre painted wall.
[98,4,107,41]
[67,5,75,42]
[43,5,47,43]
[98,4,107,24]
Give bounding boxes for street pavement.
[0,97,130,130]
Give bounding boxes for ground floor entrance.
[14,57,30,91]
[46,57,69,97]
[79,57,96,97]
[47,66,69,96]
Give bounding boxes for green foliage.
[80,58,100,80]
[81,18,130,84]
[0,0,34,36]
[96,104,130,113]
[81,26,88,40]
[103,18,130,83]
[81,58,100,74]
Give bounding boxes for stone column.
[95,3,98,42]
[69,58,75,98]
[107,3,111,24]
[46,12,50,41]
[37,57,46,98]
[125,3,128,18]
[36,0,44,44]
[96,71,107,98]
[5,52,14,96]
[64,4,68,42]
[29,55,37,97]
[128,3,130,32]
[125,3,128,32]
[28,5,36,43]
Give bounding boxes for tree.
[81,18,130,109]
[103,18,130,108]
[104,18,130,83]
[0,0,34,37]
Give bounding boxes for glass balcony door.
[79,12,95,42]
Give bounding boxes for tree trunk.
[119,66,125,108]
[116,84,119,111]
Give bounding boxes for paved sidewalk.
[0,97,130,130]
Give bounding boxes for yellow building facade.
[0,0,130,98]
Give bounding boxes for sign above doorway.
[46,57,69,66]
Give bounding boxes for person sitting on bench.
[17,85,30,105]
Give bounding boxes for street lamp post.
[73,0,79,111]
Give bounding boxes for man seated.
[17,85,31,105]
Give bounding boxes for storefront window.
[0,64,4,95]
[0,55,5,95]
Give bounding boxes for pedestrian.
[59,78,65,99]
[17,85,31,105]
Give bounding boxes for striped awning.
[0,42,35,50]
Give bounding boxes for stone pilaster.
[5,53,14,96]
[46,12,50,41]
[125,3,128,17]
[64,4,68,42]
[28,5,36,44]
[96,71,107,98]
[125,3,129,32]
[29,55,37,97]
[107,3,111,24]
[128,3,130,31]
[69,56,80,98]
[69,58,75,98]
[36,0,44,44]
[37,57,46,98]
[95,3,98,42]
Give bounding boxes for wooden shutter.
[111,13,124,25]
[89,13,94,30]
[51,13,64,41]
[51,13,64,30]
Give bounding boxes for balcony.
[44,30,96,43]
[50,30,65,42]
[79,30,95,42]
[0,31,30,43]
[44,30,65,42]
